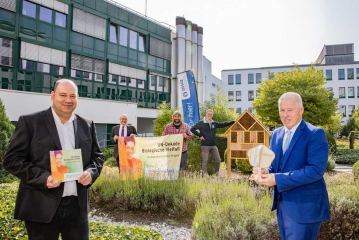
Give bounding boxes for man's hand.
[255,173,276,187]
[130,134,136,138]
[78,171,92,186]
[46,175,61,189]
[200,136,205,140]
[183,133,187,139]
[249,168,269,181]
[114,135,119,141]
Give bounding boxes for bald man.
[3,79,104,240]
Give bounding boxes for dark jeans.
[25,196,89,240]
[180,151,188,170]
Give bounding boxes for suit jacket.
[3,108,104,223]
[268,120,330,224]
[110,125,137,159]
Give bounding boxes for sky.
[114,0,359,78]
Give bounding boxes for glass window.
[338,69,345,80]
[228,75,233,85]
[23,0,36,18]
[358,87,359,98]
[339,105,346,117]
[236,91,241,101]
[256,73,262,84]
[55,12,66,27]
[228,91,234,101]
[109,74,117,84]
[139,35,145,52]
[235,74,241,84]
[248,90,254,101]
[71,69,82,78]
[212,83,215,87]
[256,90,260,97]
[149,75,156,90]
[137,79,145,89]
[326,87,333,92]
[349,105,355,117]
[52,65,64,75]
[325,69,332,80]
[21,60,35,70]
[248,73,254,84]
[339,87,345,98]
[348,68,354,79]
[348,87,354,98]
[128,78,136,88]
[94,74,103,82]
[37,63,50,73]
[268,73,274,80]
[119,27,128,47]
[357,68,359,79]
[236,108,242,114]
[83,71,92,80]
[39,7,52,23]
[129,30,138,50]
[109,25,117,43]
[119,76,126,86]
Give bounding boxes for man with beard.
[162,110,192,170]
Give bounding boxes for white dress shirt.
[282,119,302,152]
[51,107,78,197]
[119,125,127,137]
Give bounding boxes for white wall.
[203,56,222,102]
[221,63,359,124]
[0,89,153,128]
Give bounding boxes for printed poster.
[50,149,83,182]
[118,134,183,180]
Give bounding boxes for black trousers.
[25,196,89,240]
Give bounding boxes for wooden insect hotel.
[224,110,271,175]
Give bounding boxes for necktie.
[121,127,125,137]
[283,130,292,153]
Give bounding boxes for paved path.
[333,164,353,173]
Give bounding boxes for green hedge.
[335,149,359,165]
[0,183,163,240]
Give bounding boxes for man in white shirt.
[110,114,137,168]
[4,79,104,240]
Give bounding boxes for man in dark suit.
[3,79,103,240]
[110,114,137,168]
[251,92,330,240]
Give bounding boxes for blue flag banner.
[177,70,200,127]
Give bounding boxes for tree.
[353,104,359,129]
[0,98,15,168]
[253,66,338,129]
[153,102,176,136]
[200,87,239,134]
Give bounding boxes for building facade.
[0,0,175,146]
[202,56,221,102]
[222,43,359,124]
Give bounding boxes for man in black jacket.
[110,114,137,168]
[190,109,234,174]
[3,79,103,240]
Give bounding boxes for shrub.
[0,99,15,183]
[340,118,358,137]
[326,155,336,172]
[0,183,163,240]
[353,161,359,182]
[187,138,215,175]
[326,131,337,154]
[102,147,114,161]
[335,149,359,165]
[235,159,253,173]
[104,157,117,168]
[319,173,359,240]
